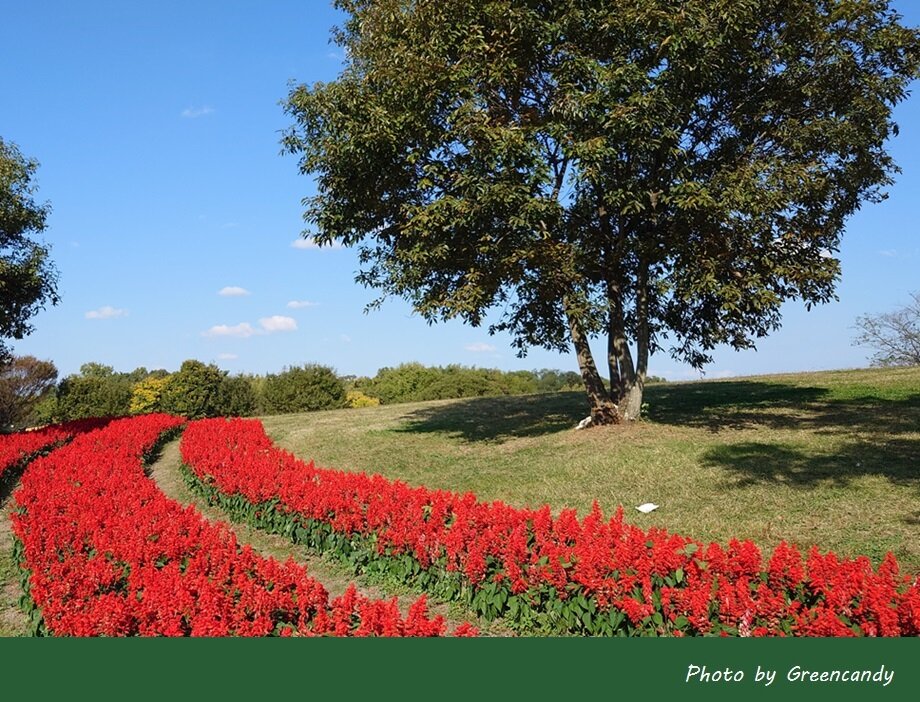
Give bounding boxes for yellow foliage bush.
[130,376,170,414]
[346,390,380,408]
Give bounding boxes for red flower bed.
[181,417,920,636]
[12,414,467,637]
[0,418,108,479]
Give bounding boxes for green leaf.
[682,543,699,557]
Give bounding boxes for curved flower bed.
[12,414,467,637]
[0,418,108,479]
[181,417,920,636]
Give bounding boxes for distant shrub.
[53,363,180,422]
[346,390,380,408]
[159,360,225,419]
[56,364,133,421]
[130,376,170,414]
[360,363,541,404]
[27,393,58,427]
[216,374,258,417]
[532,369,583,393]
[262,364,346,414]
[361,363,432,403]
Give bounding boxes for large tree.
[1,138,59,364]
[283,0,919,423]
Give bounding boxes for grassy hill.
[262,365,920,572]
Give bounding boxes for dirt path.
[0,472,29,636]
[148,438,506,635]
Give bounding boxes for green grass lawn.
[262,365,920,573]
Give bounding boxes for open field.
[262,366,920,572]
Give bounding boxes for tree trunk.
[604,258,651,421]
[609,328,644,420]
[598,191,642,422]
[621,382,644,420]
[565,307,620,425]
[619,258,650,420]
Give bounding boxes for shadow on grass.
[645,381,828,428]
[702,438,920,489]
[396,382,829,443]
[646,381,920,435]
[650,381,920,490]
[395,380,920,451]
[395,392,588,443]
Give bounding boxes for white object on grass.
[635,503,659,514]
[575,416,593,430]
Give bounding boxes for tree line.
[1,357,642,430]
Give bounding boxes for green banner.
[1,638,917,701]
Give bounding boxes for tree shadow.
[396,381,828,443]
[645,381,920,438]
[395,380,920,450]
[394,392,588,443]
[644,381,828,431]
[654,380,920,491]
[701,438,920,489]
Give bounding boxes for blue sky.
[3,1,918,381]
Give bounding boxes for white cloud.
[85,306,127,320]
[181,106,215,118]
[465,342,497,353]
[259,315,298,332]
[217,353,239,360]
[287,300,319,309]
[340,334,352,343]
[203,323,257,338]
[291,237,343,250]
[878,249,899,258]
[204,316,298,338]
[218,286,250,297]
[291,238,319,249]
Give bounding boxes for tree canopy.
[0,138,59,364]
[283,0,920,422]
